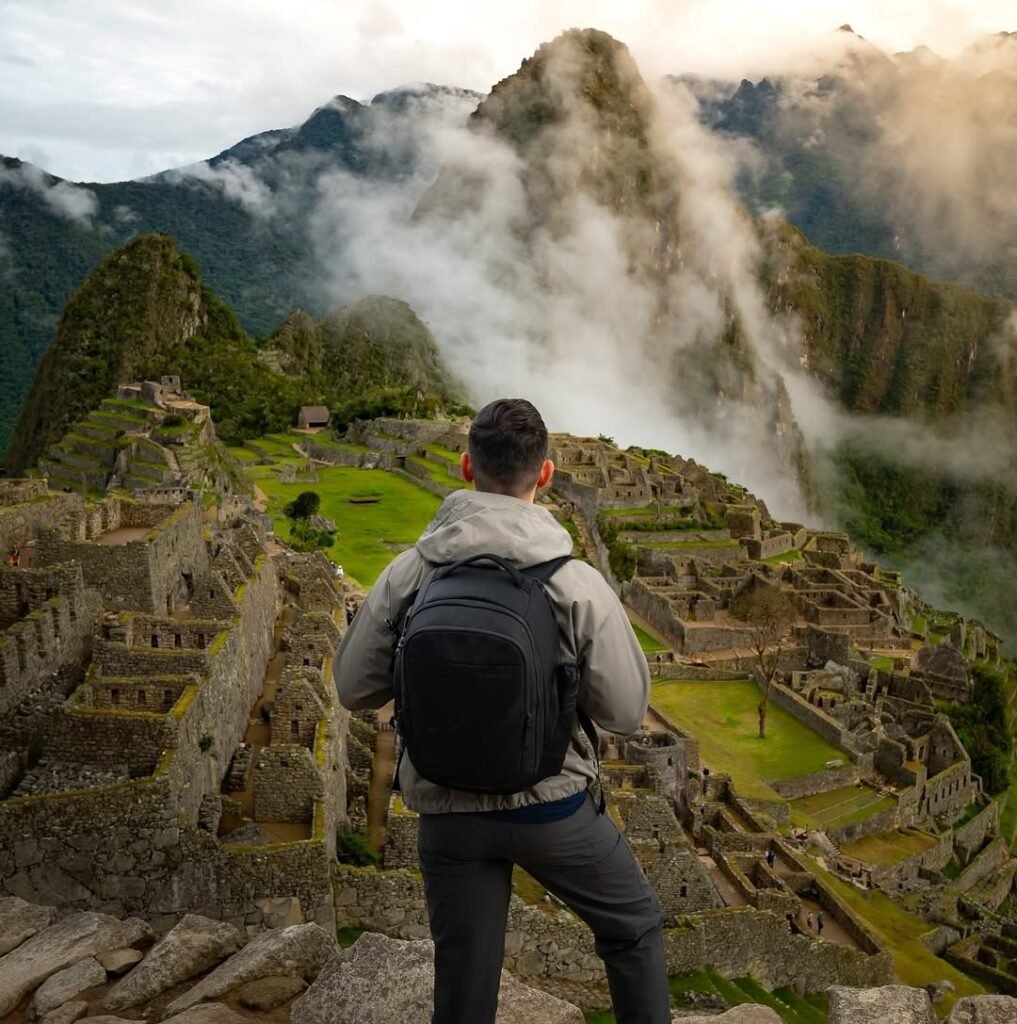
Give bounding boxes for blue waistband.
[472,788,587,823]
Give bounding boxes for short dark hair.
[468,398,548,494]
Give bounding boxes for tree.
[730,578,797,739]
[284,490,320,520]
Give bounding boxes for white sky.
[0,0,1013,182]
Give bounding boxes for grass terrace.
[256,466,440,584]
[650,680,844,802]
[630,619,667,653]
[789,785,896,831]
[406,454,463,489]
[804,855,984,1014]
[839,829,938,867]
[762,549,804,566]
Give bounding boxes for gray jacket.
[334,488,650,813]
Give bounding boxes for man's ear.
[460,451,475,483]
[536,458,554,489]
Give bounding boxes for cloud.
[165,159,275,218]
[0,160,98,223]
[305,34,821,519]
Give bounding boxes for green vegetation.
[251,464,439,584]
[650,680,843,801]
[336,825,379,867]
[805,855,984,1014]
[336,926,366,948]
[839,829,937,867]
[762,548,803,566]
[630,620,667,652]
[942,662,1013,795]
[5,236,462,474]
[284,490,321,520]
[789,785,896,831]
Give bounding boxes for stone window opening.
[138,689,146,706]
[111,688,120,705]
[291,719,300,736]
[680,885,688,897]
[151,634,160,648]
[197,634,206,649]
[164,688,173,706]
[174,634,182,648]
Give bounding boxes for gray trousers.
[417,794,671,1024]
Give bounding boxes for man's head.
[461,398,554,501]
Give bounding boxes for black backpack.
[392,553,589,795]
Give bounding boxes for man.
[335,398,670,1024]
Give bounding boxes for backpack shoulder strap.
[522,554,573,585]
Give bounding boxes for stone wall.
[768,764,859,801]
[0,493,83,558]
[383,796,420,870]
[332,868,891,1000]
[954,803,998,862]
[36,502,208,614]
[253,745,324,823]
[0,567,100,717]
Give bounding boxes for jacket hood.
[415,489,572,567]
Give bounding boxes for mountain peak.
[469,28,655,150]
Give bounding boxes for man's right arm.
[334,551,423,711]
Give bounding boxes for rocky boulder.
[29,958,107,1019]
[291,932,584,1024]
[911,644,967,682]
[103,915,242,1011]
[0,896,59,957]
[164,922,335,1014]
[237,976,307,1010]
[162,1006,253,1024]
[947,995,1017,1022]
[95,949,142,976]
[40,1001,89,1024]
[671,1008,782,1022]
[0,912,151,1017]
[828,985,936,1024]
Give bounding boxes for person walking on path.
[806,911,815,932]
[817,910,825,936]
[335,398,670,1024]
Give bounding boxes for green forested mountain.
[0,86,478,455]
[5,235,459,474]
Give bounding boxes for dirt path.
[254,485,268,512]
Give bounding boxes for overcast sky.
[0,0,1013,182]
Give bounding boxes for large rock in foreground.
[164,922,335,1014]
[0,896,59,957]
[30,957,106,1018]
[291,932,584,1024]
[103,915,242,1010]
[948,995,1017,1023]
[671,1007,783,1022]
[828,985,936,1024]
[0,912,151,1017]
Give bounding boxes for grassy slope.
[650,680,843,801]
[247,460,439,584]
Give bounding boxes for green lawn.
[650,681,844,801]
[257,466,440,584]
[839,829,937,867]
[639,539,740,550]
[630,619,667,652]
[762,549,804,566]
[789,785,896,830]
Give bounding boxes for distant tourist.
[806,911,815,932]
[766,847,776,869]
[335,398,669,1024]
[817,910,825,936]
